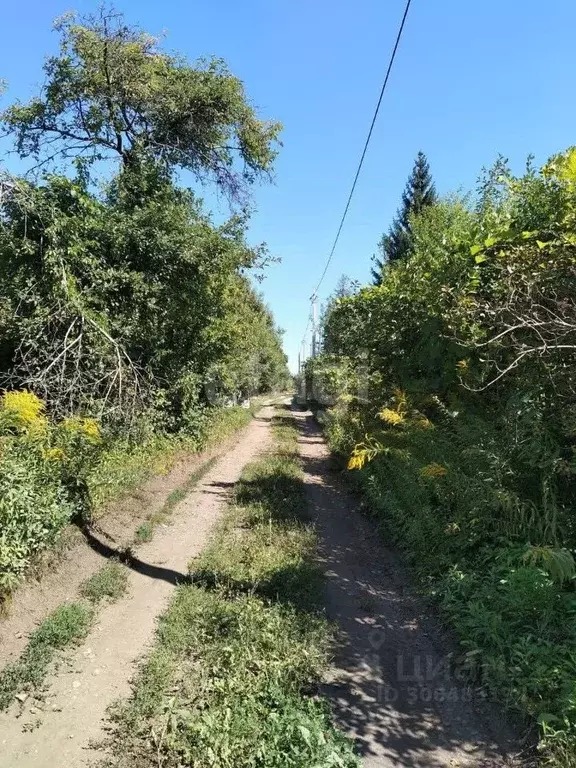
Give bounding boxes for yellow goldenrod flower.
[61,416,102,443]
[378,408,404,425]
[1,390,48,432]
[347,453,366,471]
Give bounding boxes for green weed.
[0,562,129,710]
[134,522,154,544]
[133,456,219,546]
[80,561,129,603]
[0,602,93,710]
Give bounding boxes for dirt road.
[1,405,526,767]
[0,408,274,767]
[295,409,524,768]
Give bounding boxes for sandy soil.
[0,408,274,767]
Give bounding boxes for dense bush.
[0,390,89,592]
[0,442,73,594]
[0,11,289,599]
[0,10,289,428]
[0,386,259,598]
[312,149,576,765]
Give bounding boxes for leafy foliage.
[0,11,289,601]
[0,437,74,594]
[314,148,576,765]
[2,9,281,199]
[0,170,289,423]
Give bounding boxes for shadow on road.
[81,526,190,586]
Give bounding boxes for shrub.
[0,438,74,594]
[0,390,47,433]
[316,149,576,764]
[0,393,255,599]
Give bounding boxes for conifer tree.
[372,151,436,284]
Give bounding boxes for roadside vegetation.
[0,10,290,604]
[79,560,129,603]
[305,149,576,766]
[101,413,359,768]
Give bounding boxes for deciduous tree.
[1,9,281,201]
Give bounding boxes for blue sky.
[2,1,576,372]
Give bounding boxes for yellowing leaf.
[475,254,487,264]
[420,463,448,478]
[470,244,483,256]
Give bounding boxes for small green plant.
[522,545,576,584]
[134,522,153,544]
[80,562,129,603]
[0,602,93,710]
[133,456,220,545]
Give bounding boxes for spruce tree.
[371,151,436,284]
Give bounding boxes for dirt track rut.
[1,406,527,767]
[295,409,524,768]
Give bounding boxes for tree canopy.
[1,9,281,200]
[0,10,289,426]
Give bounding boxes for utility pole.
[311,294,318,358]
[298,339,306,403]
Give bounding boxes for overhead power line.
[307,0,413,315]
[298,0,413,363]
